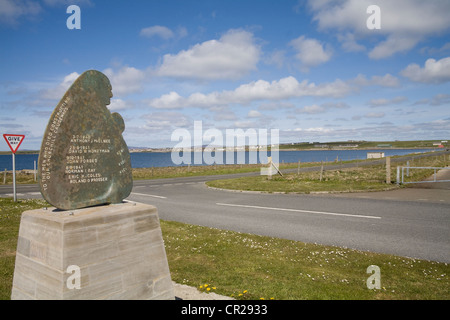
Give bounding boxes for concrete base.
[11,201,174,300]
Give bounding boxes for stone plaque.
[38,70,133,210]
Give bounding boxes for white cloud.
[103,66,146,96]
[289,36,332,70]
[140,25,174,40]
[400,57,450,84]
[149,72,398,110]
[39,72,79,100]
[142,111,191,130]
[0,0,93,26]
[308,0,450,59]
[0,0,41,25]
[264,50,286,68]
[108,98,132,111]
[415,93,450,106]
[247,110,262,118]
[351,73,400,88]
[147,91,183,109]
[156,29,260,80]
[420,42,450,56]
[298,104,325,114]
[368,34,418,60]
[293,127,333,134]
[285,118,450,142]
[337,32,366,53]
[43,0,92,6]
[365,112,385,118]
[148,76,356,109]
[297,101,350,114]
[368,96,407,107]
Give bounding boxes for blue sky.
[1,0,450,151]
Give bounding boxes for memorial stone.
[12,70,174,300]
[38,70,132,210]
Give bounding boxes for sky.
[1,0,450,151]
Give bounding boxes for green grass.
[1,198,448,300]
[2,163,273,185]
[206,154,449,194]
[132,163,264,180]
[206,173,393,194]
[0,198,49,300]
[1,171,37,185]
[163,220,449,300]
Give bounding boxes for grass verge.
[1,198,448,300]
[0,198,49,300]
[163,221,449,300]
[4,152,447,185]
[206,154,449,194]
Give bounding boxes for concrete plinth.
[11,201,174,300]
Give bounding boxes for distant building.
[377,144,392,148]
[367,152,385,159]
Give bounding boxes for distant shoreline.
[0,146,444,155]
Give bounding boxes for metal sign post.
[3,134,25,202]
[12,153,16,202]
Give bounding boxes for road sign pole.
[3,134,25,202]
[12,152,16,202]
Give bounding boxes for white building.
[367,152,385,159]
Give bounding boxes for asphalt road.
[128,177,449,263]
[2,171,449,263]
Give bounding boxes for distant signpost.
[2,134,25,202]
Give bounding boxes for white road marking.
[216,203,381,220]
[131,192,167,199]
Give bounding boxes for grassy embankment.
[1,161,321,185]
[206,153,449,193]
[1,198,448,300]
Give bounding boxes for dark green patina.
[38,70,133,210]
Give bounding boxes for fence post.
[396,166,400,185]
[385,156,391,184]
[320,161,324,181]
[402,167,404,184]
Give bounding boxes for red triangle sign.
[3,134,25,154]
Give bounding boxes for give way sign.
[3,134,25,154]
